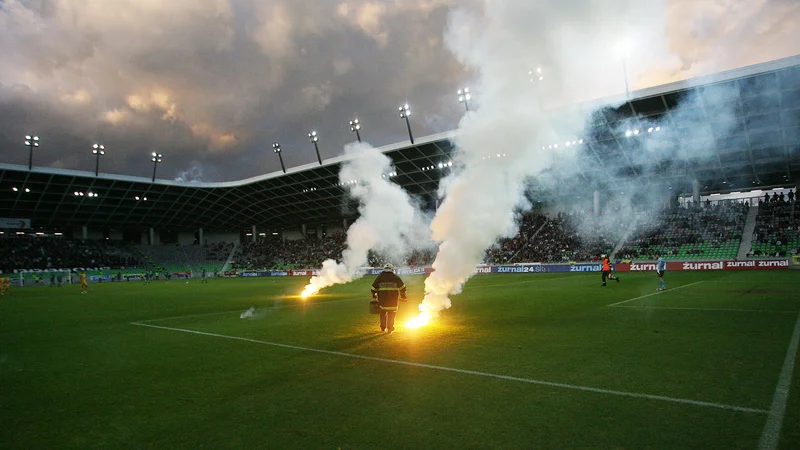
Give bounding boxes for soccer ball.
[185,281,189,284]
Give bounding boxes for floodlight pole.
[309,132,322,165]
[457,88,471,112]
[349,119,362,143]
[405,116,414,144]
[399,104,414,144]
[151,152,163,182]
[24,135,39,170]
[622,58,630,100]
[273,143,286,173]
[92,144,105,177]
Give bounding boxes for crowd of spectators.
[0,236,143,273]
[750,191,798,257]
[231,233,347,270]
[508,211,625,263]
[617,202,747,260]
[484,213,548,264]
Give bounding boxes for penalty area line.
[130,321,767,415]
[606,281,705,307]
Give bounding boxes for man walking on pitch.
[656,254,666,291]
[601,254,619,286]
[370,264,407,334]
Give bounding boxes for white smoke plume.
[417,1,675,317]
[301,142,426,297]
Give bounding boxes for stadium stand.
[231,234,346,270]
[617,202,748,260]
[484,212,547,264]
[750,194,799,257]
[0,236,143,273]
[136,242,234,274]
[507,211,623,263]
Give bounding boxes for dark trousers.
[380,310,397,331]
[602,270,613,283]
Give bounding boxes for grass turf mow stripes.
[1,271,798,448]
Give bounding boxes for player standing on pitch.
[656,254,666,291]
[600,254,619,286]
[79,271,88,294]
[370,264,407,334]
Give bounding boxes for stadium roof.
[2,55,799,231]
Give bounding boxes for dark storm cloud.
[0,0,797,181]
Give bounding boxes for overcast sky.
[0,0,798,182]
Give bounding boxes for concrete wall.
[178,232,195,245]
[325,222,345,236]
[205,231,240,245]
[282,228,303,241]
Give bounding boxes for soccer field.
[1,271,799,449]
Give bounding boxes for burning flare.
[405,311,432,328]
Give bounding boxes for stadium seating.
[750,197,799,257]
[617,202,748,260]
[484,212,547,264]
[137,242,234,274]
[231,234,347,270]
[510,211,622,263]
[0,236,144,273]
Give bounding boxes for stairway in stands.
[736,205,759,259]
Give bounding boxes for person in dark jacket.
[370,264,407,334]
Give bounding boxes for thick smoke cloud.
[301,142,430,297]
[417,0,800,317]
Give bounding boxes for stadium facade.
[1,55,799,244]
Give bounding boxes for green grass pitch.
[2,271,799,448]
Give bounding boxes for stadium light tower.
[614,39,633,99]
[399,104,414,144]
[151,152,163,182]
[273,142,286,173]
[457,88,471,112]
[24,135,39,170]
[92,144,105,177]
[349,118,362,143]
[308,131,322,165]
[528,67,544,83]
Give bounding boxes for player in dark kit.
[601,254,619,286]
[370,264,407,334]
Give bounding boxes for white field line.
[758,311,800,450]
[468,274,578,288]
[606,281,706,307]
[136,297,363,323]
[130,321,767,415]
[137,276,579,323]
[612,305,797,314]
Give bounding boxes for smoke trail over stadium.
[301,142,425,297]
[416,1,672,318]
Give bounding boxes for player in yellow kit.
[79,272,88,294]
[1,276,10,296]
